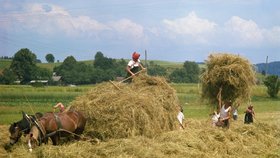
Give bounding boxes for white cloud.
[1,3,147,41]
[163,11,217,39]
[225,16,264,44]
[2,3,109,37]
[263,26,280,45]
[109,18,144,39]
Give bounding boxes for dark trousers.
[222,119,229,128]
[244,113,253,124]
[125,67,140,83]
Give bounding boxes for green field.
[0,83,279,125]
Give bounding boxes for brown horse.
[27,110,86,151]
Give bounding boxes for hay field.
[1,116,279,158]
[0,76,279,158]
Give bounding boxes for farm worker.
[125,52,146,82]
[244,104,255,124]
[219,100,232,128]
[177,106,185,129]
[53,102,65,113]
[211,111,220,127]
[232,103,240,121]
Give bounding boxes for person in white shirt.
[125,52,145,82]
[177,107,185,129]
[219,100,232,128]
[211,111,220,127]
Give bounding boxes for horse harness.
[54,113,63,130]
[32,118,46,146]
[31,113,63,145]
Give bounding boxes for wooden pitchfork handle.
[119,69,144,83]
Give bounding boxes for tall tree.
[183,61,200,83]
[45,53,55,63]
[54,56,94,84]
[93,51,116,70]
[0,68,17,84]
[147,61,167,77]
[169,61,200,83]
[264,75,280,98]
[10,48,37,84]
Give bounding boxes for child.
[211,111,220,127]
[232,103,240,121]
[53,102,65,112]
[177,107,185,129]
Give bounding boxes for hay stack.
[71,74,180,139]
[200,53,256,104]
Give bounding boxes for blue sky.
[0,0,279,64]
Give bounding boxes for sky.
[0,0,279,64]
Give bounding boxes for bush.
[264,75,280,98]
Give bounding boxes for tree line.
[0,48,201,85]
[0,48,279,98]
[0,48,280,97]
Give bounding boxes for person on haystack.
[244,104,255,124]
[125,52,146,83]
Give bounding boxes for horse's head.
[9,122,22,145]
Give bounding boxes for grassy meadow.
[0,85,91,124]
[0,83,279,125]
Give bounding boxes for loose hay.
[2,117,280,157]
[200,53,256,104]
[71,74,180,139]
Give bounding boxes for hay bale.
[200,53,256,104]
[71,74,180,139]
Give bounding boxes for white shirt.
[233,108,238,115]
[177,111,184,125]
[212,112,220,123]
[220,105,231,119]
[127,59,141,69]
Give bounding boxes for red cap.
[132,52,140,60]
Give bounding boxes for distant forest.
[255,61,280,76]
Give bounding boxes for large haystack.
[71,74,180,139]
[200,53,256,104]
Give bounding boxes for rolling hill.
[255,61,280,76]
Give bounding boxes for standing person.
[53,102,65,113]
[219,100,232,128]
[244,104,255,124]
[125,52,145,82]
[177,106,185,130]
[232,103,240,121]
